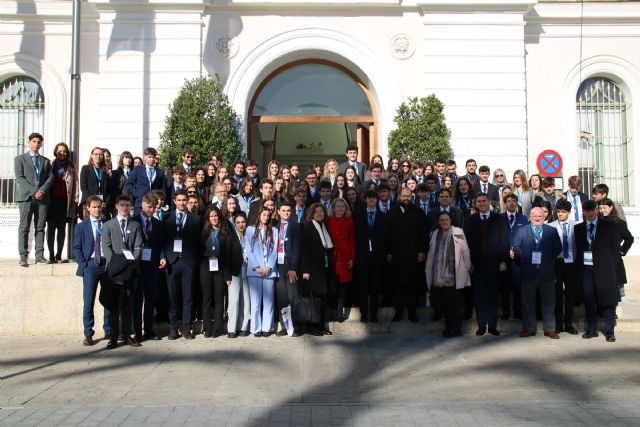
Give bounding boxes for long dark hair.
[202,206,229,238]
[52,142,76,177]
[599,198,621,222]
[251,206,274,249]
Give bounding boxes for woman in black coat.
[79,147,111,217]
[301,202,335,336]
[199,206,230,338]
[599,199,634,291]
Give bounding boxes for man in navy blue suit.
[274,203,302,337]
[501,193,529,319]
[125,147,166,216]
[72,195,111,346]
[512,207,562,339]
[132,193,167,341]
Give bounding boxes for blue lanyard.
[587,221,597,250]
[93,166,102,182]
[531,225,542,250]
[210,229,219,253]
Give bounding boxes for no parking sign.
[536,150,563,177]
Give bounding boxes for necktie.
[145,217,151,241]
[351,162,358,175]
[297,208,303,223]
[147,168,154,186]
[588,222,595,245]
[483,183,487,193]
[482,214,487,221]
[31,155,40,183]
[279,223,285,253]
[421,203,428,215]
[510,214,515,226]
[120,218,126,233]
[562,223,569,258]
[94,220,102,264]
[177,212,184,234]
[573,195,579,221]
[368,211,374,227]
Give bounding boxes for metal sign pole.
[68,0,81,259]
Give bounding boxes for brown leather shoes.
[519,330,536,337]
[168,330,179,340]
[128,337,142,347]
[83,336,95,346]
[182,330,194,340]
[544,331,560,339]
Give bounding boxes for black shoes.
[564,325,579,335]
[254,332,263,337]
[307,329,323,336]
[227,332,238,338]
[320,329,333,336]
[475,326,486,336]
[292,331,303,337]
[605,333,616,342]
[240,331,250,337]
[582,330,599,339]
[144,333,161,341]
[276,330,288,337]
[488,327,500,336]
[106,340,117,349]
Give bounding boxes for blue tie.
[94,219,102,264]
[368,211,374,227]
[573,195,579,221]
[31,155,40,183]
[562,223,569,258]
[297,208,303,223]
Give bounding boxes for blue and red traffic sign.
[536,150,563,177]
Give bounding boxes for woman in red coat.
[326,198,356,322]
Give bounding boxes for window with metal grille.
[0,76,45,206]
[576,77,631,205]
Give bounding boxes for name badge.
[564,251,574,264]
[141,248,152,261]
[584,251,593,266]
[277,252,285,265]
[531,251,542,265]
[173,239,183,253]
[209,256,219,272]
[122,249,135,260]
[96,194,104,201]
[369,239,373,252]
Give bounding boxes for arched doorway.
[248,59,377,172]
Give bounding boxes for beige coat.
[63,169,79,219]
[425,226,471,290]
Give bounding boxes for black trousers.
[276,264,299,329]
[358,253,382,319]
[555,260,578,327]
[472,267,499,328]
[394,284,418,319]
[109,279,135,343]
[199,259,226,336]
[440,286,462,331]
[166,259,193,332]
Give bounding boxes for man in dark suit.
[426,189,462,232]
[360,163,386,192]
[72,195,111,346]
[337,144,366,184]
[247,179,274,224]
[575,200,631,342]
[125,147,166,216]
[565,175,588,223]
[434,158,447,190]
[101,195,144,348]
[501,193,529,319]
[464,159,479,188]
[387,187,428,322]
[355,190,388,322]
[463,193,510,336]
[305,170,321,204]
[291,188,309,226]
[14,132,53,266]
[274,203,302,337]
[163,189,202,339]
[473,165,500,207]
[132,193,167,341]
[513,207,562,338]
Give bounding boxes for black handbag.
[105,253,137,285]
[291,294,322,323]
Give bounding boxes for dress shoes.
[276,330,288,337]
[519,330,536,338]
[203,332,213,338]
[128,337,142,347]
[106,340,118,349]
[35,255,50,264]
[488,327,500,336]
[605,333,616,342]
[144,333,161,341]
[168,330,179,340]
[254,332,263,337]
[19,257,28,267]
[240,331,250,337]
[564,325,579,335]
[227,332,238,338]
[307,329,323,336]
[292,331,303,337]
[475,326,486,336]
[83,336,95,346]
[544,331,560,339]
[321,329,333,336]
[182,330,194,340]
[582,330,599,339]
[262,332,272,337]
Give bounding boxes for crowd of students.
[14,133,634,348]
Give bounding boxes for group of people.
[15,133,634,348]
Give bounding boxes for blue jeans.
[82,262,111,337]
[583,266,616,334]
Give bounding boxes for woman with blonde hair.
[266,160,280,181]
[322,158,339,186]
[512,169,537,216]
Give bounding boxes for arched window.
[576,77,630,204]
[0,76,45,206]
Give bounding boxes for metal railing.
[0,76,45,207]
[576,77,631,205]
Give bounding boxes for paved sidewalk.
[2,333,640,425]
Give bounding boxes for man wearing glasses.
[181,148,195,174]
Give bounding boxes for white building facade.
[0,0,639,254]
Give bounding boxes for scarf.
[312,219,333,249]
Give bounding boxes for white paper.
[277,251,285,265]
[173,239,182,253]
[122,249,135,260]
[209,256,219,272]
[564,251,574,264]
[584,251,593,266]
[531,251,542,265]
[141,248,152,261]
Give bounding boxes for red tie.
[145,218,151,241]
[483,183,487,193]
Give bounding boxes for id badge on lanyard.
[278,252,285,265]
[531,251,542,265]
[209,256,219,271]
[174,239,182,253]
[141,247,152,261]
[584,251,593,266]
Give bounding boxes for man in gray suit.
[337,144,366,185]
[102,195,144,348]
[14,132,53,266]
